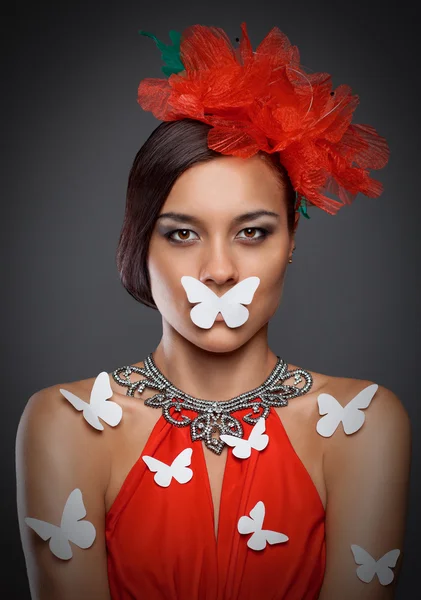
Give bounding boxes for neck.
[150,321,279,401]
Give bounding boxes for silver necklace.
[112,353,313,455]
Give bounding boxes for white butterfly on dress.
[180,276,260,329]
[142,447,193,487]
[351,544,400,585]
[237,500,289,551]
[60,371,122,431]
[24,488,96,560]
[220,417,269,459]
[316,383,378,437]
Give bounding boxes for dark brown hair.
[116,119,297,310]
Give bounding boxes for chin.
[186,323,256,354]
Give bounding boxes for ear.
[291,211,300,241]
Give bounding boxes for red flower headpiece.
[137,22,390,217]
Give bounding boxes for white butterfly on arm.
[351,544,401,585]
[220,417,269,459]
[180,276,260,329]
[237,500,288,551]
[142,447,193,487]
[60,371,122,431]
[24,488,96,560]
[316,383,379,437]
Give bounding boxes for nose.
[199,239,239,290]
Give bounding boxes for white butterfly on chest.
[142,447,194,487]
[220,417,269,458]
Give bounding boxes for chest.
[105,403,326,537]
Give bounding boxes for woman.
[16,22,411,600]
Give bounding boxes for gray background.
[3,0,419,597]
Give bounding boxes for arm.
[318,385,412,600]
[16,386,113,600]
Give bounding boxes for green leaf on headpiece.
[296,197,311,219]
[138,29,185,76]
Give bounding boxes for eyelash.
[164,227,271,245]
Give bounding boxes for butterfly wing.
[60,389,88,412]
[248,418,269,452]
[342,384,378,435]
[180,276,217,304]
[59,388,103,430]
[248,500,265,530]
[220,433,251,459]
[24,518,73,560]
[316,393,344,437]
[264,530,289,545]
[60,488,96,550]
[142,455,173,487]
[180,277,220,328]
[218,277,260,327]
[190,303,219,329]
[170,448,194,484]
[221,277,260,305]
[247,531,267,551]
[350,544,377,583]
[237,515,256,535]
[376,549,401,586]
[219,303,250,328]
[90,372,123,428]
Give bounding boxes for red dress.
[105,404,326,599]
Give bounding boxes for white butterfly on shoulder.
[180,276,260,329]
[142,447,193,487]
[316,383,378,437]
[220,417,269,459]
[24,488,96,560]
[237,500,288,551]
[60,371,122,431]
[351,544,400,585]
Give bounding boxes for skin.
[16,154,411,599]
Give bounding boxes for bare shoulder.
[316,374,412,485]
[16,377,113,490]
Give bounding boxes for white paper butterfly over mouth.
[24,488,96,560]
[142,448,194,487]
[316,383,378,437]
[237,500,289,551]
[220,417,269,459]
[351,544,401,585]
[60,371,123,431]
[180,275,260,329]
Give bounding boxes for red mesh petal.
[136,21,390,215]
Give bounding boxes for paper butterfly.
[351,544,400,585]
[24,488,96,560]
[142,447,193,487]
[237,500,289,551]
[60,371,122,431]
[180,275,260,329]
[220,417,269,459]
[316,383,378,437]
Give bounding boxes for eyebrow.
[156,210,280,226]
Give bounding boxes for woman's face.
[147,154,297,353]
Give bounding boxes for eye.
[237,227,269,241]
[166,229,199,243]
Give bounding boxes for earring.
[288,246,296,263]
